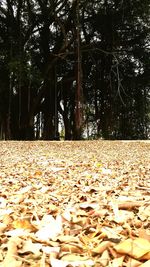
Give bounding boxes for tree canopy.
[0,0,150,140]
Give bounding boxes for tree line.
[0,0,150,140]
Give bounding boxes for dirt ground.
[0,140,150,266]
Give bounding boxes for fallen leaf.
[91,241,111,254]
[114,238,150,259]
[19,239,42,254]
[1,237,22,267]
[98,249,110,266]
[126,257,142,267]
[110,256,124,267]
[12,219,35,231]
[5,228,31,237]
[50,256,94,267]
[35,214,62,240]
[0,223,7,233]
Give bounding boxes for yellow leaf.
[12,219,35,231]
[61,243,83,254]
[95,162,102,168]
[92,241,111,255]
[34,170,42,177]
[114,238,150,259]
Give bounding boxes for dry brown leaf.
[108,246,120,258]
[118,201,143,210]
[79,202,99,210]
[0,141,149,266]
[140,251,150,260]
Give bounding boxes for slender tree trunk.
[74,0,83,139]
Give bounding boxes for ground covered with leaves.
[0,140,150,267]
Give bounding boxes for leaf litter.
[0,140,150,267]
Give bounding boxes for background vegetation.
[0,0,150,140]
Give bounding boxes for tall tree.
[0,0,149,140]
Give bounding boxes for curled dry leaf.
[118,201,143,210]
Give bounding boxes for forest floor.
[0,140,150,267]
